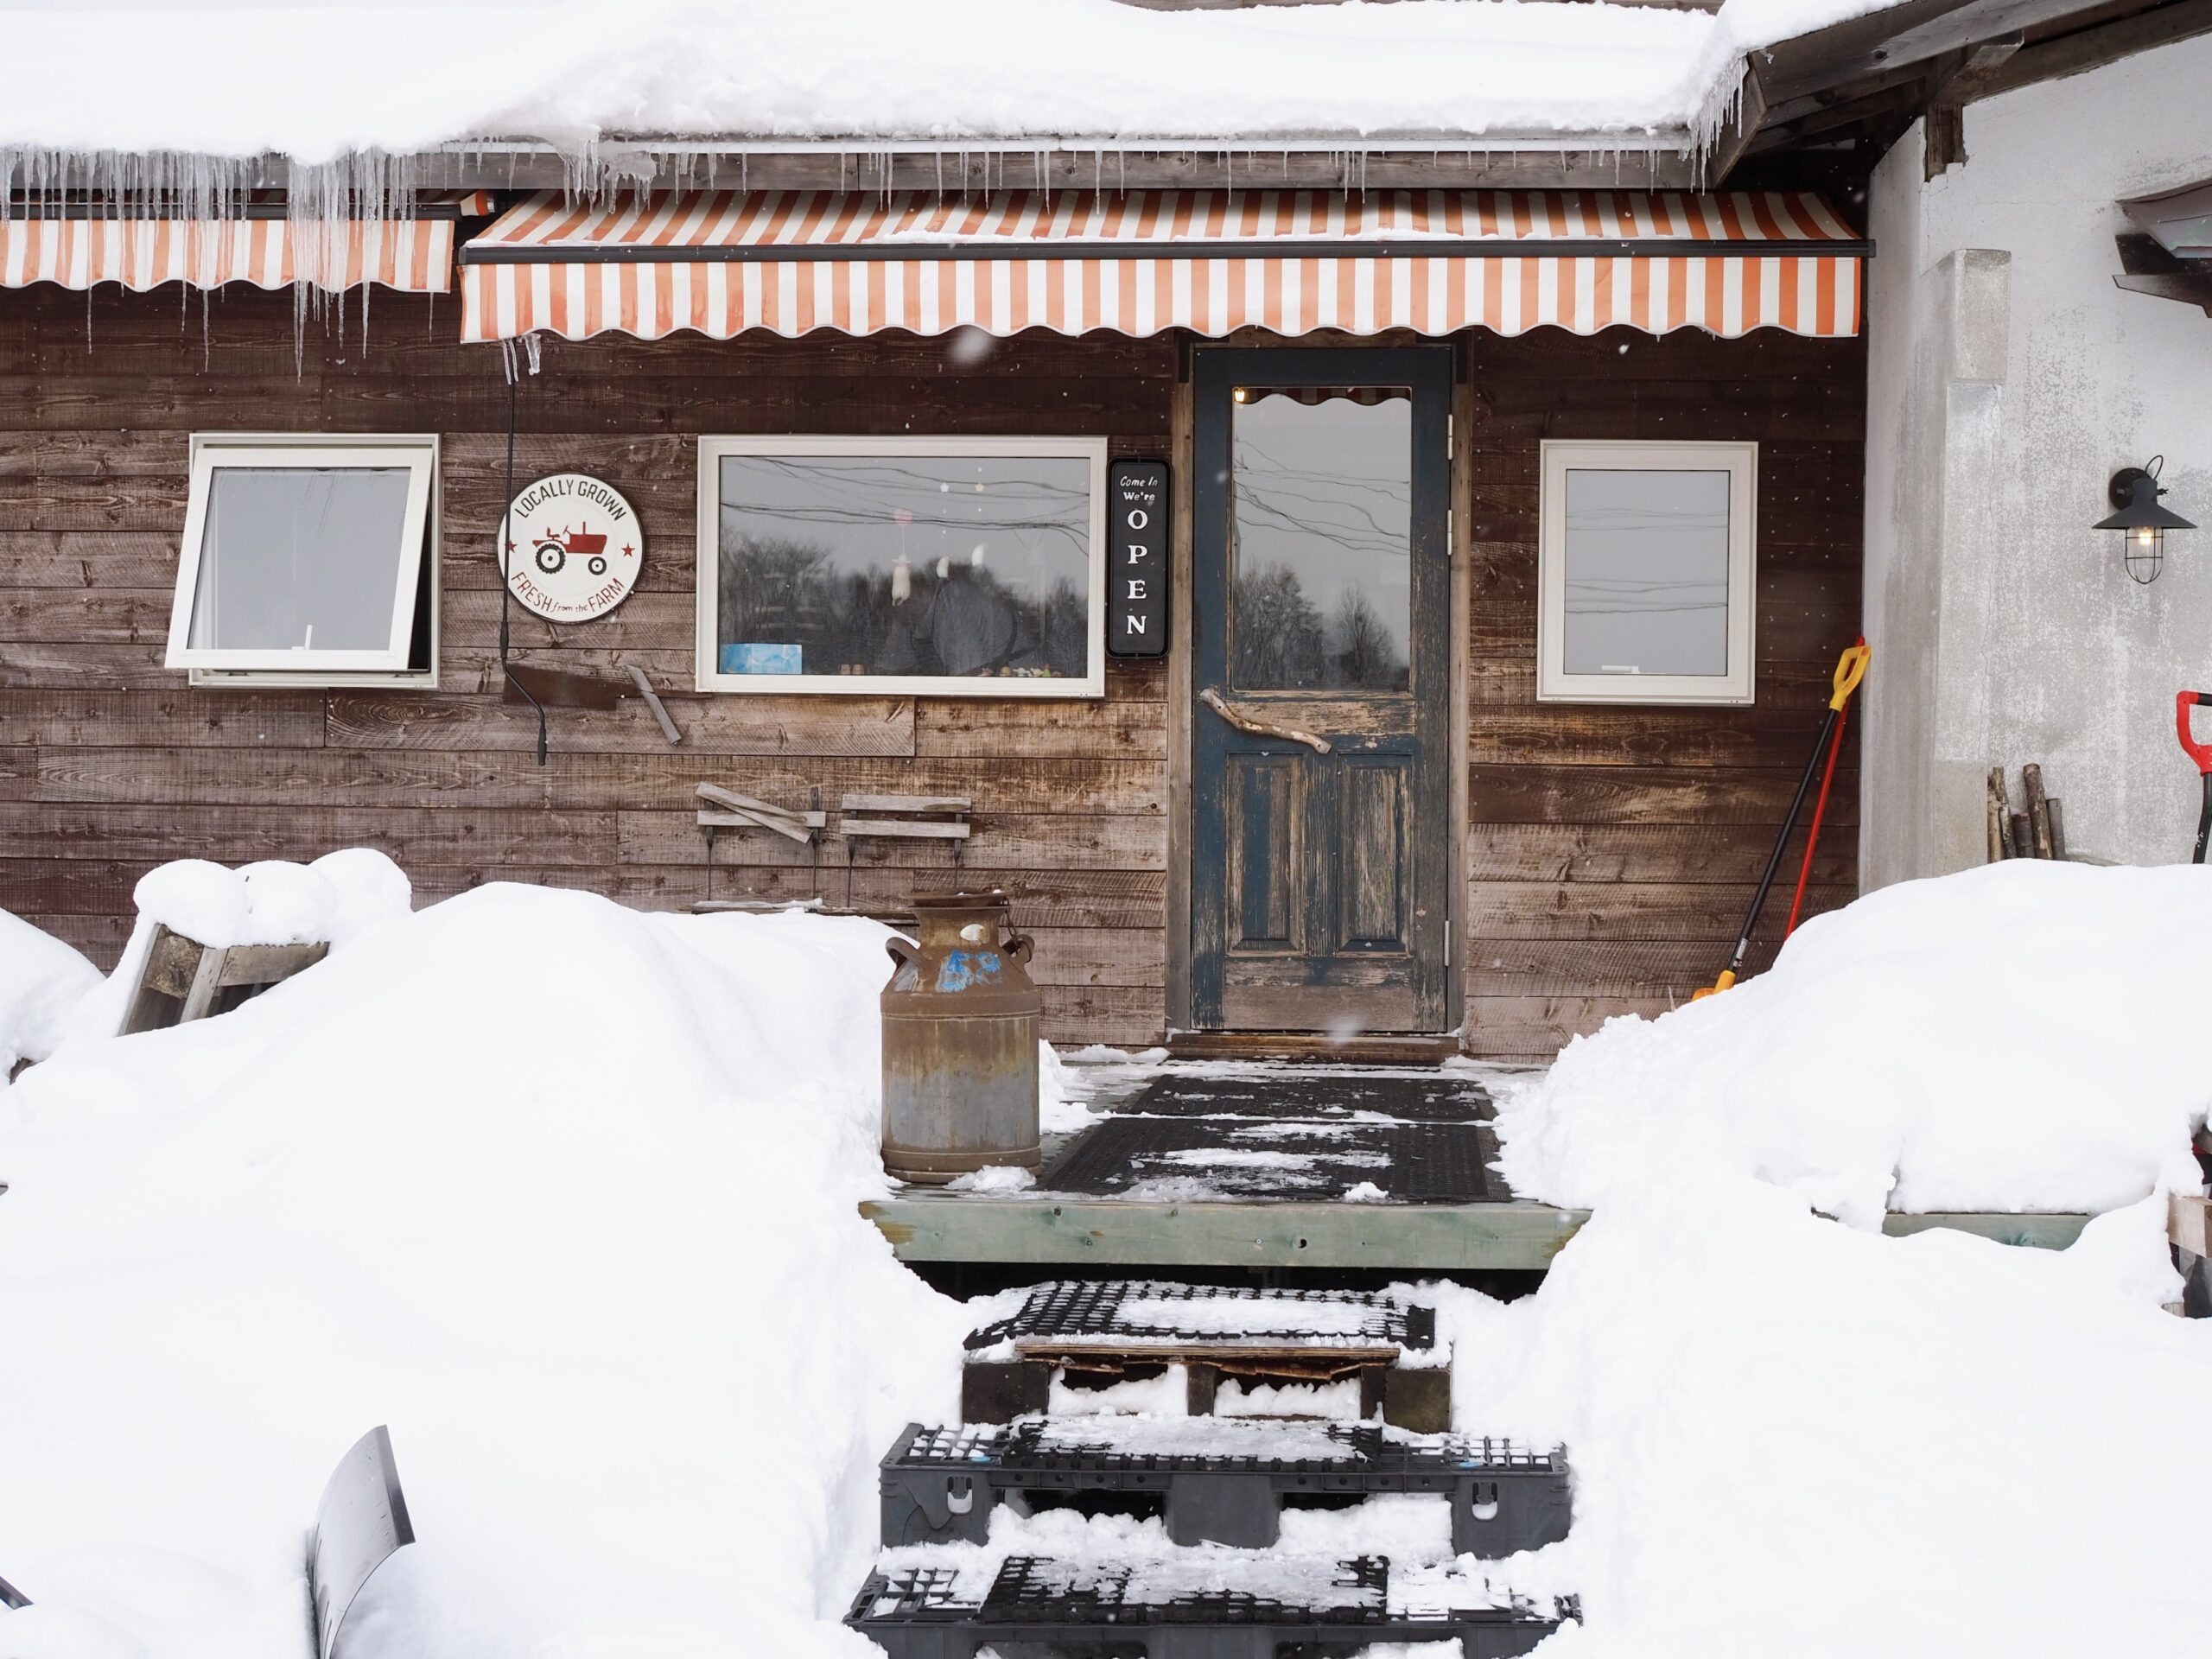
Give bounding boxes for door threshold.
[1166,1031,1465,1066]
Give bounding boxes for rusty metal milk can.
[880,889,1042,1183]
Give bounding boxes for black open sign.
[1107,460,1170,658]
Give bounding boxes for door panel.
[1338,758,1409,950]
[1191,348,1452,1034]
[1228,754,1302,951]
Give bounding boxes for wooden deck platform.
[860,1060,2090,1272]
[861,1191,2090,1271]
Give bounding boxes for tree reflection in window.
[1229,388,1412,692]
[716,454,1090,680]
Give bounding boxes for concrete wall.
[1863,34,2212,881]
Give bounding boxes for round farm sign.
[502,473,643,622]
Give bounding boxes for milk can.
[880,889,1042,1184]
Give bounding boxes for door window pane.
[715,454,1092,682]
[188,467,416,652]
[1560,467,1732,678]
[1230,387,1411,691]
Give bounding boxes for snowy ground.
[4,857,2212,1656]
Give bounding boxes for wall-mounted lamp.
[2094,456,2195,584]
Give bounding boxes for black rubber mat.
[1111,1071,1493,1123]
[1040,1116,1501,1202]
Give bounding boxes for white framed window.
[1537,440,1758,705]
[696,435,1109,698]
[167,434,439,687]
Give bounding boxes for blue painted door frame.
[1189,346,1454,1033]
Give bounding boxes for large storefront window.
[695,438,1108,697]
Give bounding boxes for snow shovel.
[2179,690,2212,863]
[1694,639,1872,998]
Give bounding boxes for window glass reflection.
[1230,388,1411,691]
[1561,468,1732,678]
[715,454,1091,680]
[188,467,414,652]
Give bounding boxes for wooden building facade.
[1,202,1866,1061]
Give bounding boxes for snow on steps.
[845,1280,1580,1658]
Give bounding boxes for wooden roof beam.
[1760,0,2125,103]
[1923,35,2025,177]
[1742,77,1936,154]
[1957,0,2212,98]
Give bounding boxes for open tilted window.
[166,435,438,686]
[696,436,1108,698]
[1537,440,1758,705]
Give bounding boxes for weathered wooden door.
[1190,348,1452,1033]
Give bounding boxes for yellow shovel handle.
[1830,641,1872,712]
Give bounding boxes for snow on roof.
[0,0,1913,176]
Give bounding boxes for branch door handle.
[1198,688,1333,754]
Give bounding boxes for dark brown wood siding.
[0,286,1862,1058]
[1462,327,1865,1058]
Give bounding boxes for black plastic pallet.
[848,1554,1572,1659]
[966,1280,1434,1354]
[963,1281,1450,1431]
[880,1420,1572,1556]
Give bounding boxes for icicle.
[499,332,544,385]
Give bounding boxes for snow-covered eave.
[3,125,1726,215]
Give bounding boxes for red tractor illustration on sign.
[532,524,610,578]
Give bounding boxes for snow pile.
[0,878,969,1659]
[1439,1175,2212,1656]
[59,850,416,1052]
[0,912,101,1081]
[1467,859,2212,1653]
[0,0,1719,170]
[1497,862,2212,1224]
[132,849,412,951]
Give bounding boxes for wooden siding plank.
[914,697,1166,758]
[31,747,1166,814]
[1468,821,1853,885]
[327,690,918,757]
[3,689,327,748]
[0,531,180,588]
[692,865,1167,929]
[1468,879,1852,939]
[0,803,622,867]
[621,808,1165,869]
[1468,764,1859,826]
[1464,993,1675,1058]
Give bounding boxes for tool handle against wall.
[2177,690,2212,775]
[1828,642,1872,711]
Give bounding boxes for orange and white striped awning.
[0,194,491,294]
[459,188,1865,343]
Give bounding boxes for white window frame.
[1537,439,1758,706]
[695,435,1109,699]
[168,433,440,689]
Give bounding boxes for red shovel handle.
[2180,691,2212,775]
